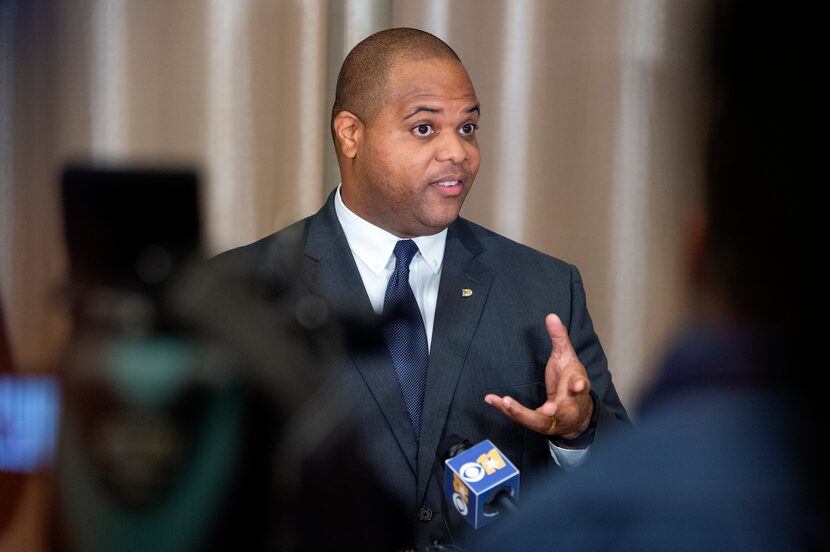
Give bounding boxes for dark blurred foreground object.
[54,165,409,551]
[477,1,828,550]
[61,166,202,304]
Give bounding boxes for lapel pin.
[461,288,473,298]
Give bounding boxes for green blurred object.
[107,338,193,409]
[59,335,245,552]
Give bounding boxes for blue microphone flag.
[443,439,519,529]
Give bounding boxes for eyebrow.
[404,106,441,120]
[403,104,480,120]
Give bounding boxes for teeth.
[437,181,459,187]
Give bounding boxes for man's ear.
[333,111,363,159]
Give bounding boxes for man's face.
[345,57,481,237]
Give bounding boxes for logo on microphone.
[458,447,506,483]
[476,447,506,475]
[452,473,470,515]
[459,462,486,483]
[443,439,520,529]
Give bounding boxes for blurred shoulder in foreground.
[478,1,828,550]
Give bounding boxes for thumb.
[546,313,576,362]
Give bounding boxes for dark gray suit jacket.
[219,191,630,547]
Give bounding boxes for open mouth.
[430,178,465,196]
[429,175,467,195]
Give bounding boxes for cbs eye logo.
[458,447,506,484]
[453,493,469,516]
[459,462,486,483]
[452,473,471,515]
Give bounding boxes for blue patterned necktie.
[383,240,430,442]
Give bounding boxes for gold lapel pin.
[461,288,473,298]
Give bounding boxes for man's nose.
[435,131,469,164]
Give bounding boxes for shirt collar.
[334,185,446,276]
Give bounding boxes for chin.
[421,214,460,234]
[412,201,465,234]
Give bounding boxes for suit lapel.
[302,192,418,474]
[416,219,493,503]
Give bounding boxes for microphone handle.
[491,490,518,515]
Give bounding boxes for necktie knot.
[392,239,419,272]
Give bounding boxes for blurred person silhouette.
[477,1,828,550]
[49,168,409,552]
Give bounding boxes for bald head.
[332,28,461,132]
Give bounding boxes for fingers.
[484,392,591,438]
[548,367,590,418]
[484,395,559,435]
[539,401,557,417]
[545,313,577,364]
[547,352,591,400]
[487,314,591,439]
[562,369,591,396]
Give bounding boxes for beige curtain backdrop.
[2,2,709,546]
[0,0,710,405]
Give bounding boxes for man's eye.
[459,123,479,136]
[412,124,434,137]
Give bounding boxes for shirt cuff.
[546,391,600,470]
[548,441,590,471]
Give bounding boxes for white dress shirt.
[334,186,445,350]
[334,186,587,469]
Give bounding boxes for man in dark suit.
[220,28,629,548]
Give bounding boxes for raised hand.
[484,314,593,440]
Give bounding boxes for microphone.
[437,435,520,529]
